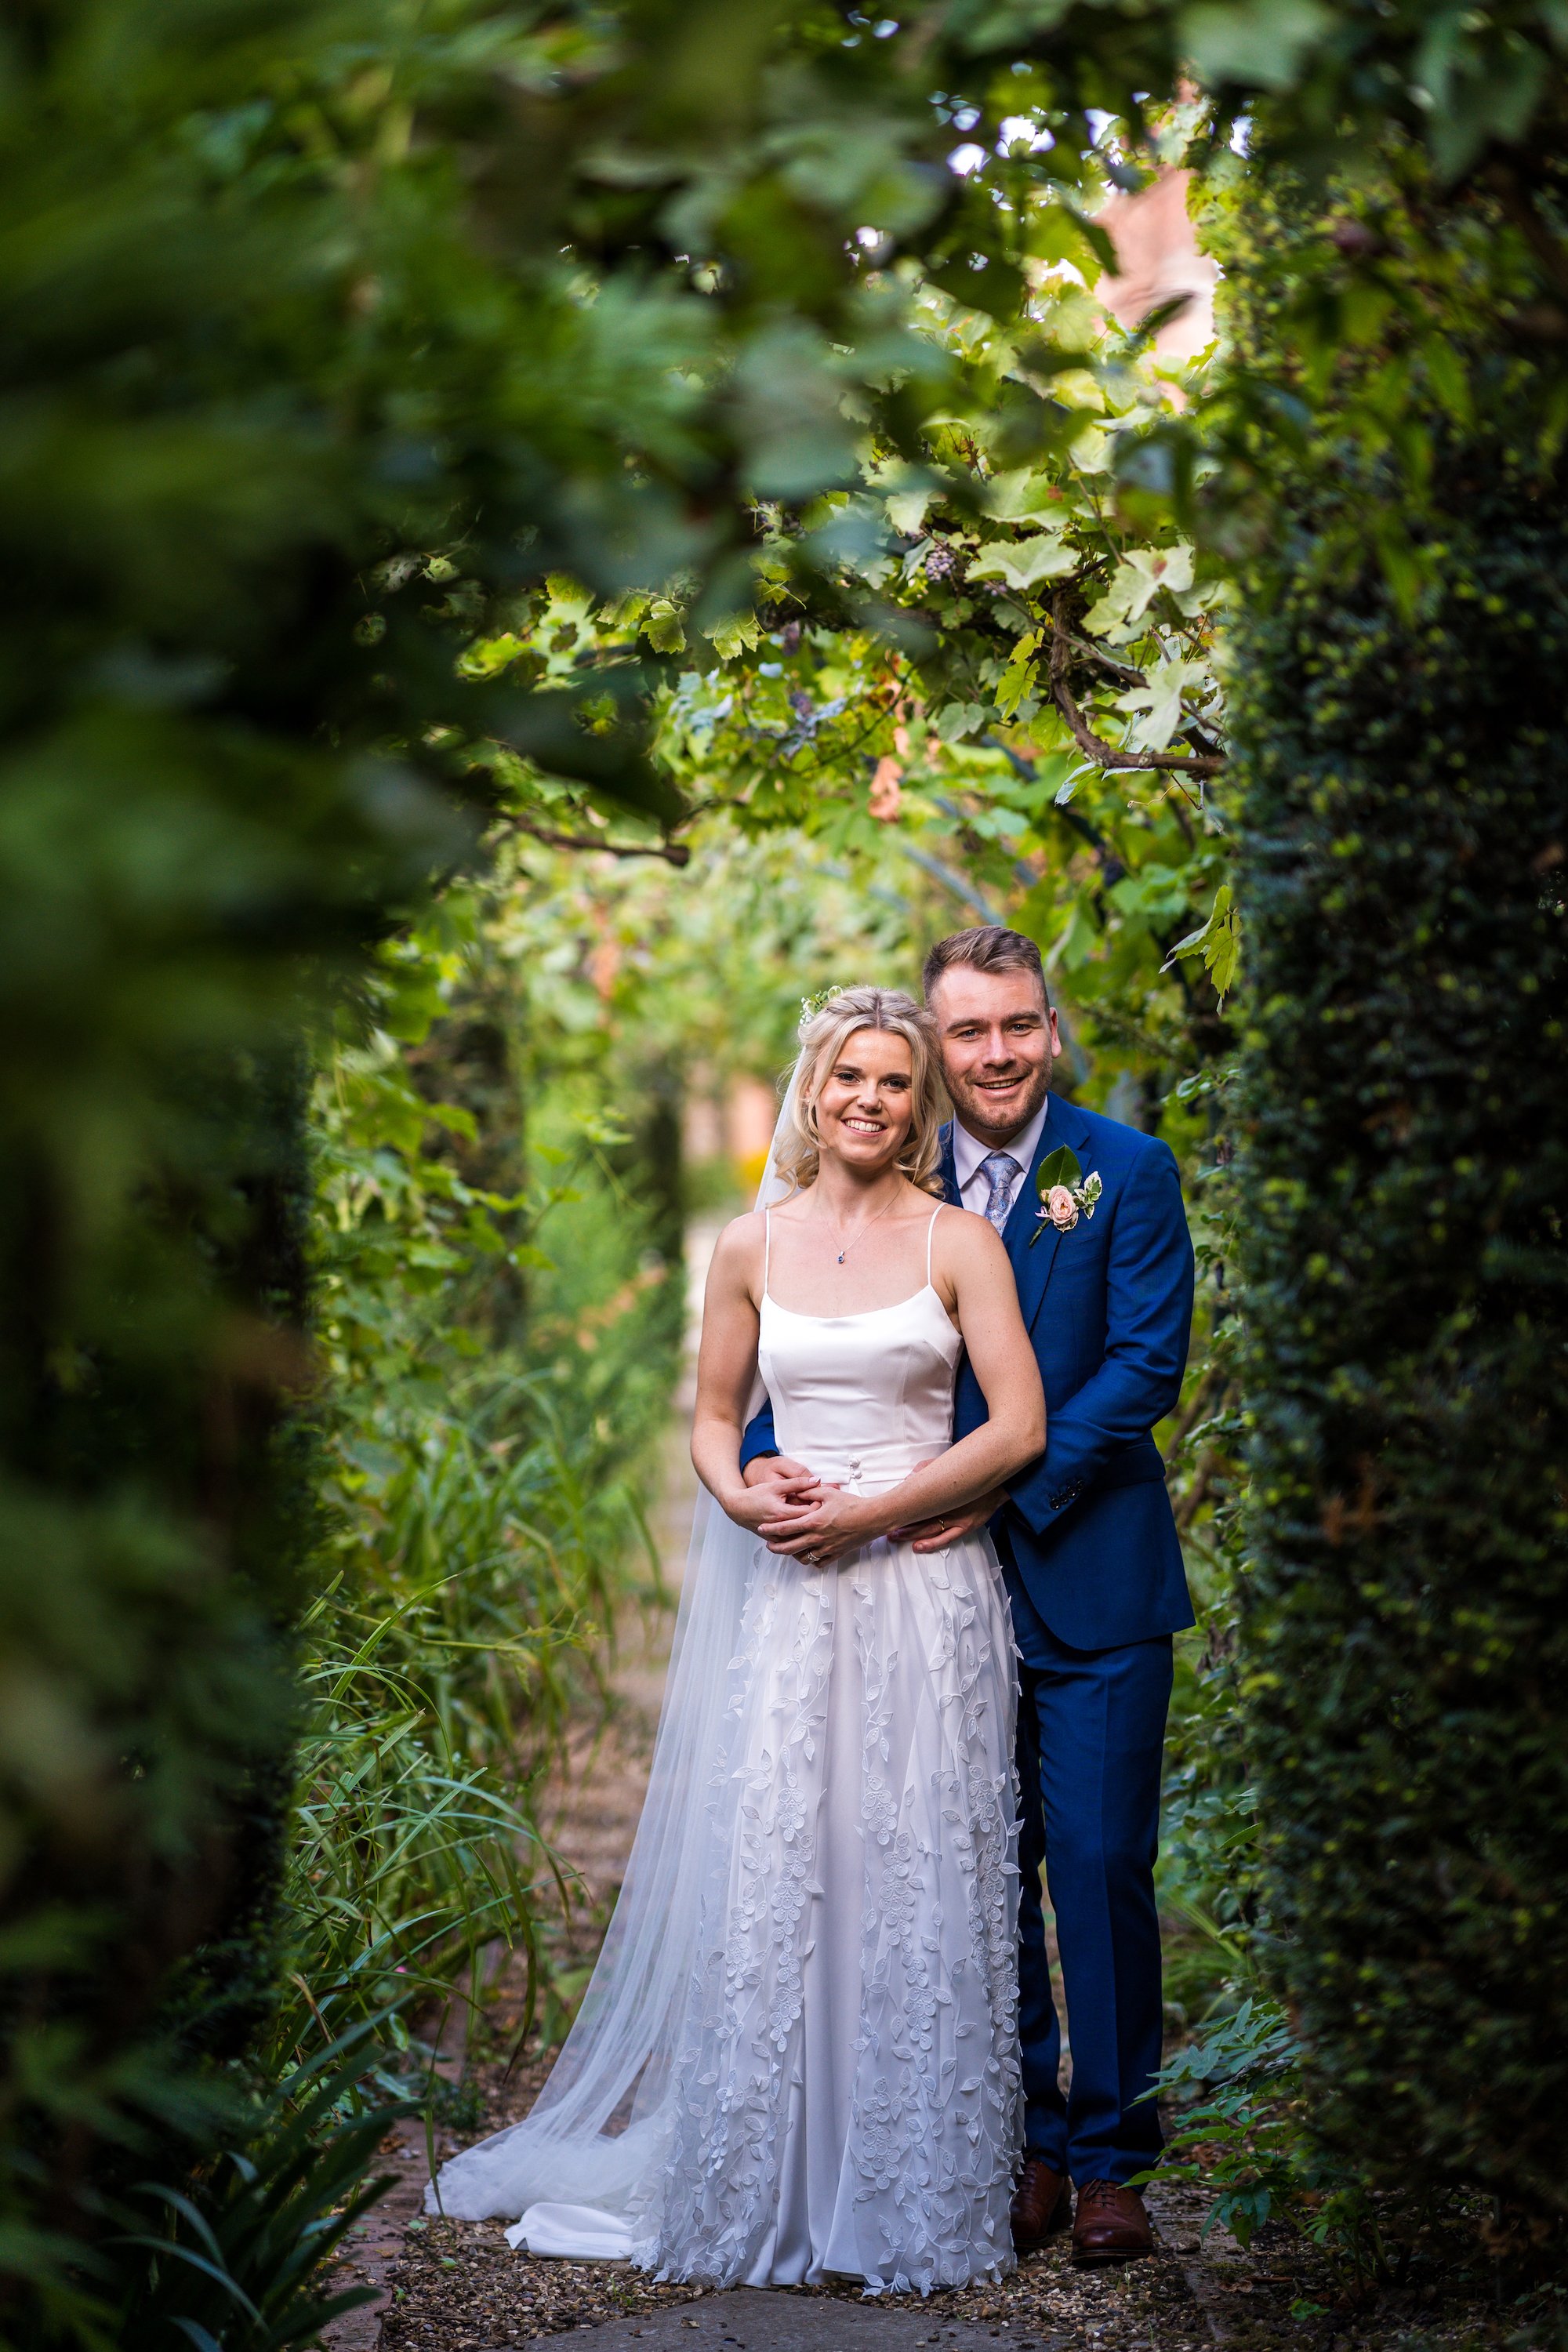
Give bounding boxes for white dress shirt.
[951,1098,1051,1226]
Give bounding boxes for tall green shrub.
[1223,161,1568,2205]
[0,1,466,2318]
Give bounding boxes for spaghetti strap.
[926,1203,941,1286]
[763,1206,772,1298]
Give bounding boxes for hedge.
[1226,163,1568,2205]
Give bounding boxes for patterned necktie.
[978,1151,1022,1235]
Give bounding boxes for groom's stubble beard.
[938,1030,1054,1149]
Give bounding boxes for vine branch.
[511,817,691,866]
[1047,594,1225,781]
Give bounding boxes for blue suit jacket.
[740,1094,1196,1652]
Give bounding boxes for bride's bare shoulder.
[708,1209,768,1283]
[931,1200,1011,1276]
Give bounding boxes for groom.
[741,924,1195,2263]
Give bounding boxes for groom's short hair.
[923,925,1050,1007]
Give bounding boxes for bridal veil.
[426,1065,803,2255]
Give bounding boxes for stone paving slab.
[488,2289,1072,2352]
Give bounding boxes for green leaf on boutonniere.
[1029,1144,1083,1246]
[1036,1145,1082,1196]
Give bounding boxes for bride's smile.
[812,1033,914,1170]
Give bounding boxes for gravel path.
[372,2190,1226,2352]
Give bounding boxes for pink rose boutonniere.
[1029,1145,1103,1246]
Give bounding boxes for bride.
[430,985,1046,2295]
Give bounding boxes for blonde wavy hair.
[771,985,947,1199]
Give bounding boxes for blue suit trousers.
[1009,1562,1172,2184]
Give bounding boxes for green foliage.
[278,822,967,2114]
[0,0,713,2324]
[952,0,1568,233]
[1161,0,1568,191]
[114,2031,406,2352]
[1221,152,1568,2211]
[1151,1999,1389,2280]
[1159,1605,1261,2019]
[1167,884,1239,1003]
[1151,1997,1308,2251]
[488,183,1235,1109]
[278,888,687,2071]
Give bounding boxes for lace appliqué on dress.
[634,1530,1021,2296]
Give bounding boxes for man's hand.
[721,1481,799,1537]
[891,1488,1009,1553]
[742,1452,820,1504]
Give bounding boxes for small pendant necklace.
[830,1190,898,1265]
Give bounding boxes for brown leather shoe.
[1071,2178,1153,2262]
[1011,2154,1072,2255]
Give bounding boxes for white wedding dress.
[431,1205,1022,2296]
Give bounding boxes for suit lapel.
[1002,1097,1088,1331]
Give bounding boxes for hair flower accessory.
[798,983,845,1027]
[1029,1145,1102,1244]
